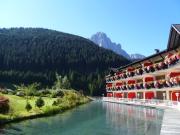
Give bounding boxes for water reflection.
[103,102,163,135]
[0,102,163,135]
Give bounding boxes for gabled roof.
[116,49,167,71]
[167,24,180,50]
[115,24,180,72]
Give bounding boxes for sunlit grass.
[0,91,90,122]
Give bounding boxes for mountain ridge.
[90,32,145,60]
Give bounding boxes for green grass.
[6,95,56,116]
[0,92,90,123]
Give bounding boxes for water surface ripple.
[0,101,164,135]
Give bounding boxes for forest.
[0,28,130,95]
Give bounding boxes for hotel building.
[105,24,180,102]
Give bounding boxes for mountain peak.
[90,32,145,60]
[90,32,129,59]
[94,32,107,37]
[130,53,145,60]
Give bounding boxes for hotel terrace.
[105,24,180,102]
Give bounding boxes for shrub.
[51,90,64,98]
[25,102,32,112]
[0,89,8,94]
[52,98,63,106]
[0,96,10,114]
[35,97,45,108]
[16,91,25,97]
[52,101,58,106]
[9,90,16,95]
[51,91,57,98]
[43,106,60,115]
[37,90,51,97]
[34,92,41,97]
[56,90,64,97]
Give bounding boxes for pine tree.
[62,76,71,89]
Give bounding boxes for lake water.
[0,101,164,135]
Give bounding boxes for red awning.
[107,93,113,97]
[145,92,154,99]
[165,53,173,59]
[106,83,112,88]
[116,82,123,86]
[127,67,135,72]
[144,77,154,82]
[171,91,180,101]
[168,72,180,78]
[128,92,136,99]
[116,72,122,76]
[114,93,123,98]
[127,80,136,84]
[143,61,153,67]
[175,53,180,59]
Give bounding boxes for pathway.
[160,109,180,135]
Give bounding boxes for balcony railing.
[102,97,180,108]
[106,78,180,92]
[106,55,180,82]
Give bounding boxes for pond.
[0,101,164,135]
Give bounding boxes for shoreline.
[0,97,91,126]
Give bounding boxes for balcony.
[106,61,180,83]
[106,77,180,92]
[106,53,180,83]
[102,97,180,109]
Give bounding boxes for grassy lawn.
[0,75,91,123]
[6,95,57,116]
[0,92,90,123]
[0,94,57,120]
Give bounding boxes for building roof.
[173,24,180,32]
[115,49,167,71]
[167,24,180,50]
[112,24,180,72]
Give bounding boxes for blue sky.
[1,0,180,56]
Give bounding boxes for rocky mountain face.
[130,54,146,60]
[90,32,145,60]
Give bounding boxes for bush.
[51,90,64,98]
[34,92,41,97]
[37,90,51,97]
[35,97,45,108]
[25,102,32,112]
[56,90,64,97]
[27,91,34,96]
[8,90,16,95]
[52,98,63,106]
[0,89,8,94]
[16,91,25,97]
[52,101,58,106]
[0,96,10,114]
[51,91,57,98]
[43,106,61,115]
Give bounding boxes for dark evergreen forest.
[0,28,130,95]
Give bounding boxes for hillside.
[0,28,130,95]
